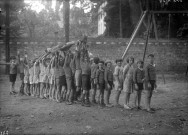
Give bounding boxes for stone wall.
[0,38,187,74]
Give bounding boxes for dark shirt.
[145,64,156,82]
[96,68,105,84]
[104,68,113,82]
[133,68,145,83]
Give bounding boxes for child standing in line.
[18,56,25,95]
[33,60,40,97]
[96,60,105,107]
[104,60,114,107]
[64,52,74,105]
[23,55,30,96]
[144,54,157,113]
[90,57,99,104]
[123,57,135,109]
[55,55,66,102]
[44,58,51,98]
[39,59,47,99]
[133,60,145,110]
[49,56,56,100]
[29,60,34,96]
[80,56,91,107]
[113,59,124,107]
[0,56,18,94]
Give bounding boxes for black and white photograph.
[0,0,188,134]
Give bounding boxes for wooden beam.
[122,11,147,60]
[152,13,158,41]
[152,10,188,14]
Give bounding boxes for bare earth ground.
[0,74,188,135]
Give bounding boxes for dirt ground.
[0,74,188,135]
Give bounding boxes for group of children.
[0,47,157,113]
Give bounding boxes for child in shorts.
[39,59,47,99]
[104,60,114,107]
[29,60,34,96]
[64,52,74,105]
[144,54,157,113]
[80,56,91,107]
[49,56,56,100]
[133,60,145,110]
[96,60,105,107]
[23,55,30,96]
[33,60,40,97]
[113,59,124,107]
[90,57,100,104]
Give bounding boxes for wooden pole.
[152,13,166,84]
[5,0,10,74]
[119,0,122,38]
[63,0,70,43]
[143,13,152,62]
[122,11,147,60]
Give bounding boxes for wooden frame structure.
[122,10,188,84]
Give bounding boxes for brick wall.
[0,38,187,74]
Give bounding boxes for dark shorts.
[9,74,17,82]
[82,75,91,90]
[59,75,67,87]
[105,81,113,91]
[135,83,143,91]
[20,73,24,81]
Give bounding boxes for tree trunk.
[5,0,10,74]
[119,0,122,38]
[63,0,70,43]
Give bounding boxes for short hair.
[148,54,154,58]
[93,57,99,64]
[128,57,134,63]
[137,60,144,64]
[115,59,122,63]
[10,56,16,60]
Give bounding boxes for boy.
[18,56,25,95]
[144,54,157,113]
[90,57,99,104]
[33,60,40,97]
[113,59,124,107]
[49,56,56,100]
[23,54,30,96]
[74,50,82,101]
[133,60,145,110]
[123,57,135,109]
[29,60,34,96]
[39,58,47,99]
[55,54,66,102]
[80,56,91,107]
[96,60,105,107]
[0,56,18,94]
[104,60,114,107]
[64,51,74,105]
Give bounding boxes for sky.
[24,0,88,13]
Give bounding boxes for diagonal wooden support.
[122,11,147,60]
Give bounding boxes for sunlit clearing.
[24,0,45,13]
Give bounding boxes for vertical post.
[5,0,10,74]
[54,31,58,45]
[63,0,70,43]
[152,13,158,41]
[119,0,122,38]
[143,13,152,62]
